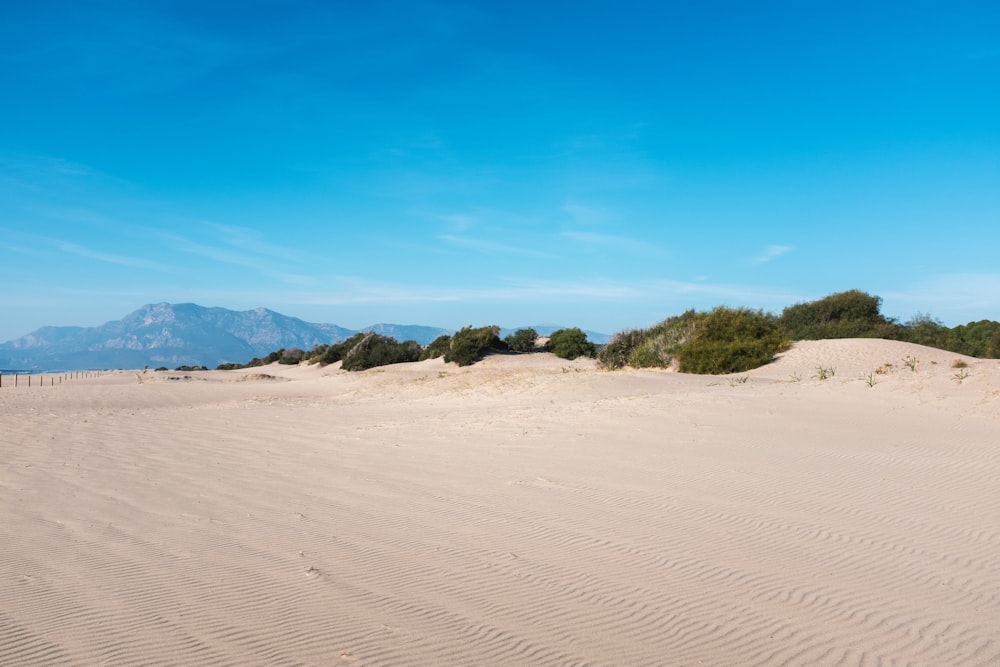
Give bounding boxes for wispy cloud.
[417,206,545,232]
[561,201,616,226]
[57,241,170,271]
[267,275,795,310]
[157,224,318,285]
[752,245,793,263]
[439,234,557,259]
[204,222,312,263]
[560,231,664,256]
[0,154,126,196]
[882,273,1000,323]
[433,213,477,231]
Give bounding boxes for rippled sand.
[2,340,998,665]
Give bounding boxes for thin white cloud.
[561,201,615,226]
[157,225,319,286]
[204,222,311,263]
[261,276,796,311]
[434,213,477,231]
[439,234,557,259]
[57,241,170,271]
[560,231,664,256]
[881,273,1000,323]
[752,245,793,263]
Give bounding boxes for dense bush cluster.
[546,327,597,360]
[598,289,999,375]
[339,333,421,371]
[598,308,787,374]
[419,334,452,361]
[676,307,788,374]
[504,328,539,353]
[444,326,507,366]
[899,316,1000,358]
[778,290,1000,357]
[778,290,896,340]
[598,311,700,370]
[318,333,367,365]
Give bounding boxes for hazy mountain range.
[0,303,609,371]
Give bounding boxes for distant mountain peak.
[0,303,607,371]
[0,304,446,371]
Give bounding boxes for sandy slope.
[2,340,998,666]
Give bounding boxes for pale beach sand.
[2,339,999,665]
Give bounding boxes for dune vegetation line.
[166,290,1000,376]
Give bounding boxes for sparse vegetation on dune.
[598,307,788,375]
[217,289,997,375]
[598,289,998,375]
[778,290,1000,357]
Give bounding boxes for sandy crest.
[1,340,998,666]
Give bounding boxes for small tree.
[504,328,539,353]
[546,327,596,360]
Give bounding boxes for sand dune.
[2,340,998,665]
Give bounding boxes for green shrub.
[246,349,285,367]
[779,289,895,340]
[546,327,596,360]
[602,307,786,374]
[420,334,452,361]
[306,344,329,364]
[216,362,244,370]
[900,313,950,349]
[628,339,674,368]
[599,311,699,369]
[340,333,421,371]
[279,347,306,364]
[319,333,367,365]
[445,326,507,366]
[944,320,1000,358]
[598,328,646,369]
[676,307,787,374]
[504,328,539,353]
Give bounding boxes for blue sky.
[2,1,998,341]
